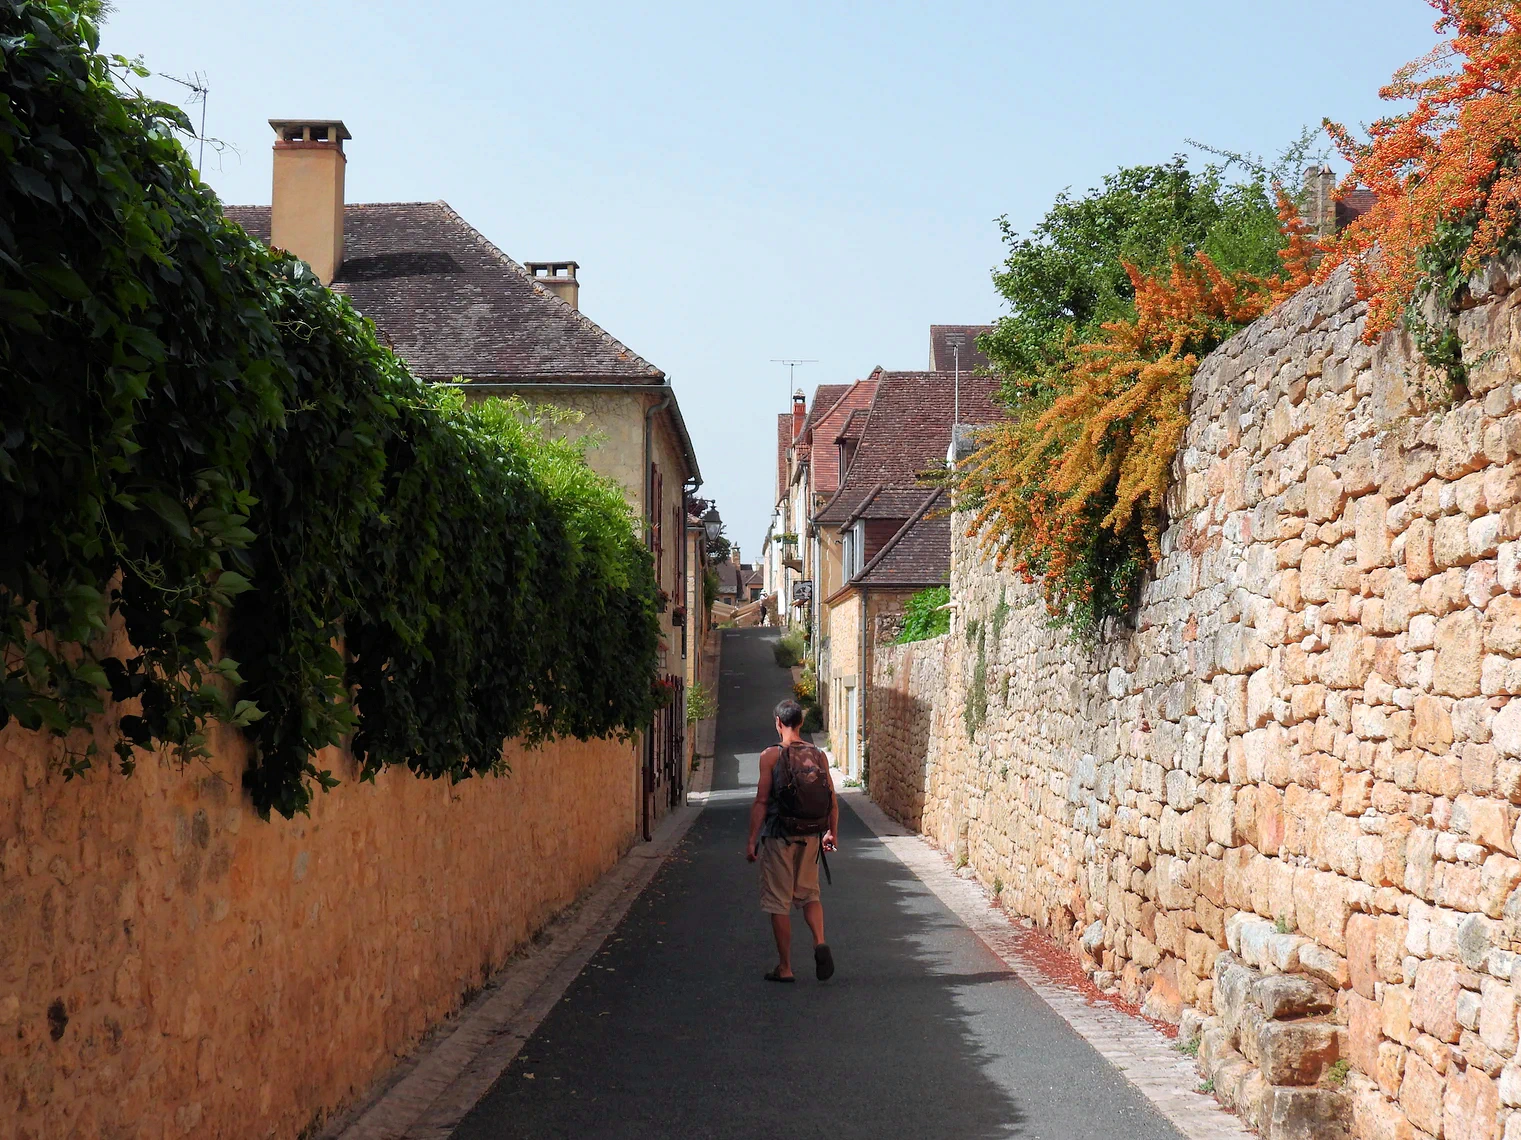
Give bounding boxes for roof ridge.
[428,200,665,381]
[856,487,944,582]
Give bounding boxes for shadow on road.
[451,628,1179,1140]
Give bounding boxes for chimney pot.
[269,118,350,285]
[524,260,580,310]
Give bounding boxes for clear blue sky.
[104,1,1438,555]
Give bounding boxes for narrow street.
[450,628,1189,1140]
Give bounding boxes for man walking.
[746,698,838,982]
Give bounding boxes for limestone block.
[1440,513,1477,569]
[1480,977,1520,1055]
[1308,465,1348,523]
[1414,958,1464,1043]
[1349,912,1380,999]
[1402,1053,1446,1135]
[1408,516,1438,580]
[1353,1088,1415,1140]
[1257,1018,1343,1085]
[1437,610,1486,697]
[1492,597,1521,657]
[1445,1063,1502,1140]
[1259,1085,1352,1140]
[1252,973,1335,1019]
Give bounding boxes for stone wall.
[0,717,638,1139]
[867,262,1521,1139]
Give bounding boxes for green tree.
[980,158,1286,399]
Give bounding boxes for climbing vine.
[0,0,659,818]
[1321,1,1521,386]
[958,190,1317,635]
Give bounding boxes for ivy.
[0,0,659,817]
[894,586,950,644]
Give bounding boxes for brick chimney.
[524,261,579,310]
[791,388,806,442]
[1303,164,1337,240]
[269,119,350,285]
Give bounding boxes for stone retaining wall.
[868,263,1521,1139]
[1,718,638,1139]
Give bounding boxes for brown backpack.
[774,742,834,836]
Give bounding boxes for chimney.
[525,261,580,310]
[269,119,350,285]
[1303,164,1337,240]
[791,388,806,442]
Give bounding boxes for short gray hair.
[774,699,804,729]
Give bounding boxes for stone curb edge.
[842,789,1252,1140]
[328,798,707,1140]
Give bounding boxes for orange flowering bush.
[1324,1,1521,351]
[958,194,1314,632]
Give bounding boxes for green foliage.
[773,629,805,668]
[990,587,1010,639]
[793,664,817,702]
[982,157,1287,396]
[801,703,823,733]
[1177,1036,1201,1058]
[0,2,659,818]
[895,586,950,644]
[1323,1059,1350,1088]
[685,681,717,725]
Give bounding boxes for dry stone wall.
[0,717,637,1140]
[869,262,1521,1140]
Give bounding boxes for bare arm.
[747,747,776,861]
[825,775,839,851]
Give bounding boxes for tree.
[981,158,1288,396]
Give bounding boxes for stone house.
[226,118,704,838]
[812,369,1000,776]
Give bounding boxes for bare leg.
[770,913,793,977]
[802,901,825,947]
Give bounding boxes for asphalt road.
[451,627,1186,1140]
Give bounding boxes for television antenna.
[770,359,817,406]
[162,72,210,170]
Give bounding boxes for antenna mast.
[770,359,817,407]
[162,72,210,170]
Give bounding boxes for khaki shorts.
[759,835,821,915]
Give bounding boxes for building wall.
[865,263,1521,1139]
[1,718,637,1140]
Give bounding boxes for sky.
[103,1,1440,556]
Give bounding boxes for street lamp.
[702,507,722,543]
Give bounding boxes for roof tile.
[224,201,664,382]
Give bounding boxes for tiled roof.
[815,371,1001,528]
[224,202,664,383]
[929,325,994,373]
[856,489,951,588]
[716,561,744,596]
[1336,190,1378,230]
[834,408,869,442]
[808,378,878,498]
[845,485,939,526]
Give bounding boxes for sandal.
[764,968,796,983]
[815,943,835,981]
